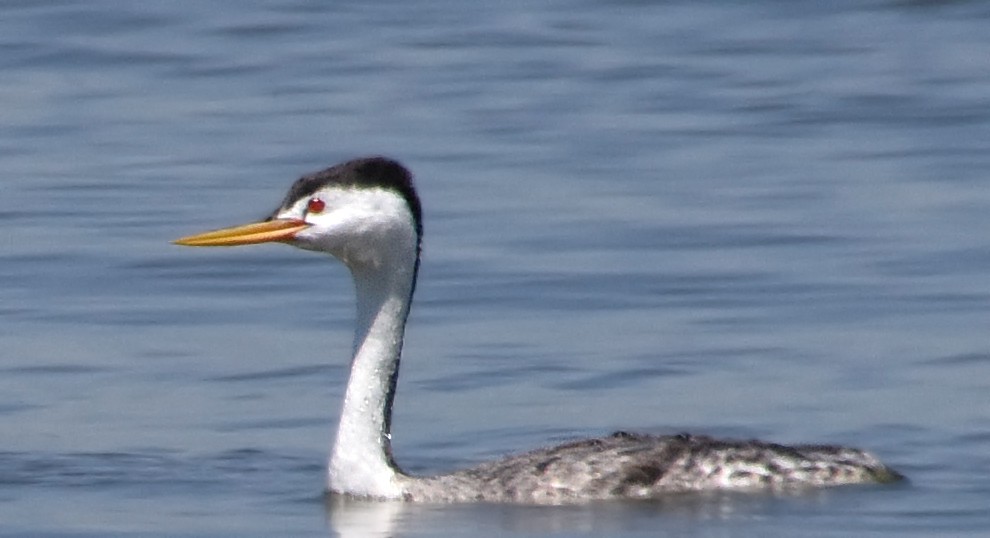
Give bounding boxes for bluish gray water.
[2,0,990,536]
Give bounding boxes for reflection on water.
[325,485,906,538]
[326,496,404,538]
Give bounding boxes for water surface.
[2,1,990,536]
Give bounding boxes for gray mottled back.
[399,432,902,504]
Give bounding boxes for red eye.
[307,198,326,214]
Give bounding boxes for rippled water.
[3,1,990,536]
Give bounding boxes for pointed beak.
[173,219,311,247]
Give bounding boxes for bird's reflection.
[323,487,843,537]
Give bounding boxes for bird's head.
[174,156,422,272]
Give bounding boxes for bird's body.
[174,156,901,504]
[401,432,897,503]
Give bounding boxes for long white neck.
[327,254,417,499]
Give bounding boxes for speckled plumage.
[399,431,901,503]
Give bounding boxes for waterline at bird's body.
[174,156,902,503]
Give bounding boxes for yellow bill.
[173,219,310,247]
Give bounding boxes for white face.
[275,186,419,272]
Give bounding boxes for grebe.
[174,156,901,503]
